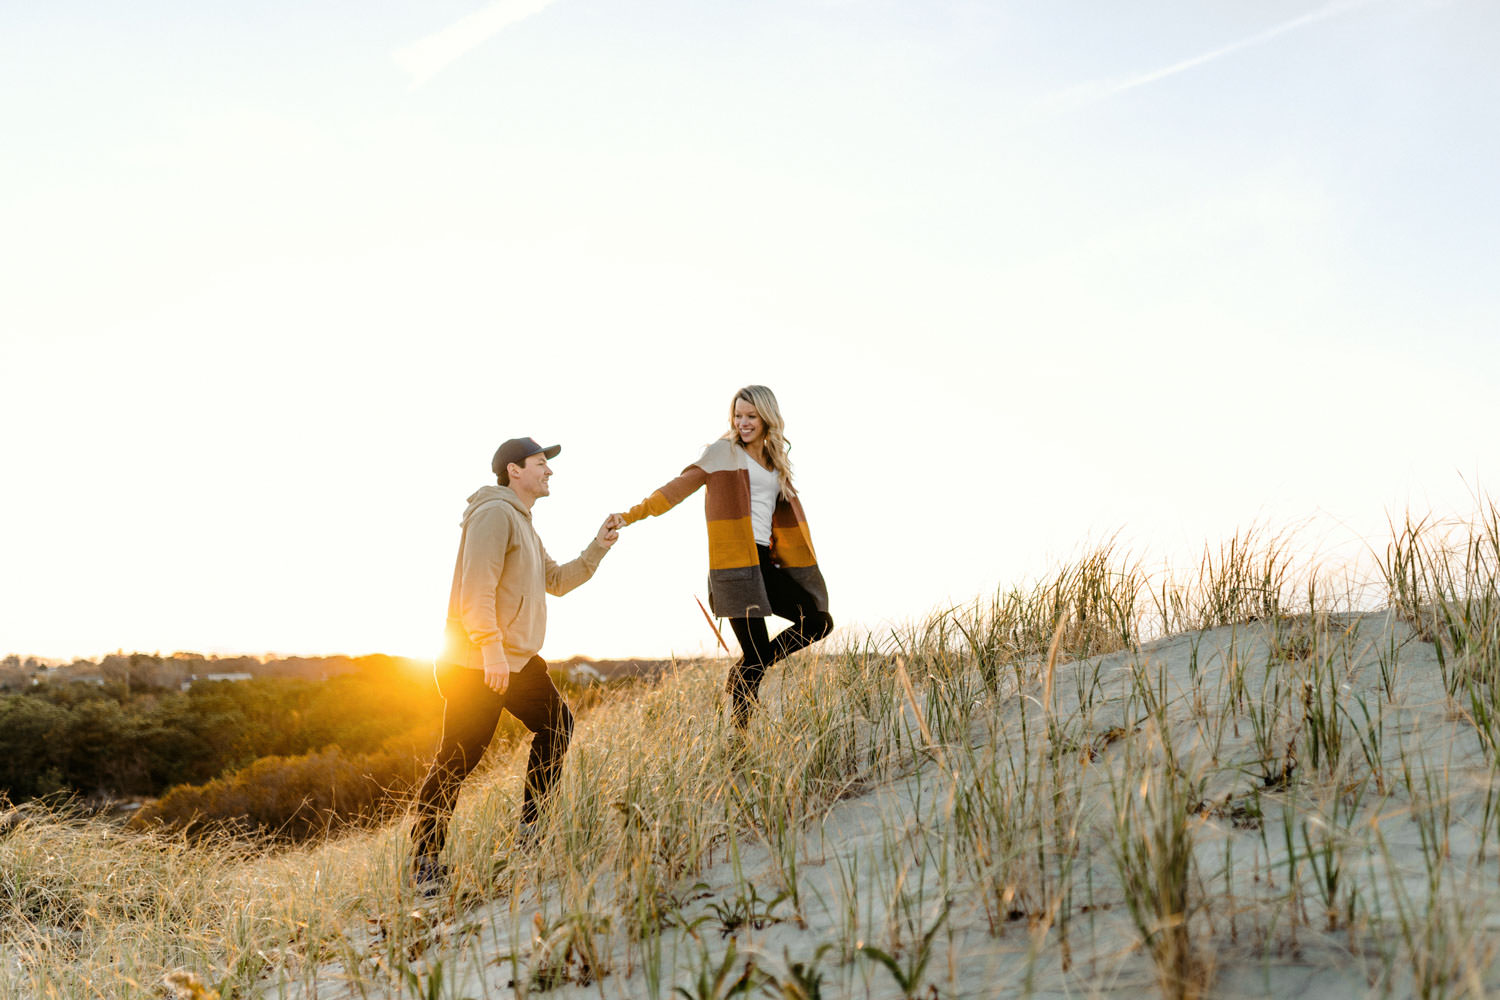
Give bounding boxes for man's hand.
[483,652,512,694]
[597,513,624,549]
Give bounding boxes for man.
[409,436,623,892]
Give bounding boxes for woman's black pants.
[726,546,834,728]
[409,655,573,860]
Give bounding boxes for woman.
[619,385,833,728]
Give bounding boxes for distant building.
[180,672,255,691]
[563,662,607,685]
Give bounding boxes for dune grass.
[5,499,1500,998]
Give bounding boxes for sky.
[2,0,1496,664]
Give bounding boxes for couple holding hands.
[409,385,833,891]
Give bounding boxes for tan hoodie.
[438,485,609,670]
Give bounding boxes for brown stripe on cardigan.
[770,498,817,568]
[704,469,749,521]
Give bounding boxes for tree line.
[0,656,443,805]
[0,654,645,841]
[0,650,388,691]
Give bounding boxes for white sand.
[279,611,1500,998]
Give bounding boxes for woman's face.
[733,398,764,446]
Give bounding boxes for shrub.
[131,743,426,842]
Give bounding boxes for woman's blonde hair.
[725,384,795,496]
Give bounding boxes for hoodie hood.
[462,485,529,526]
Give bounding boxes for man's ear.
[507,461,524,482]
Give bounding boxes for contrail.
[393,0,563,88]
[1043,0,1384,112]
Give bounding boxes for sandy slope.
[281,611,1500,999]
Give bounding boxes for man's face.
[508,452,552,499]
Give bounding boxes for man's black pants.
[726,545,834,728]
[410,655,572,860]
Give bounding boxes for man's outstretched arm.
[543,514,622,596]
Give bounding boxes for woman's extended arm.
[619,464,709,525]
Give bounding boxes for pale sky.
[2,0,1496,663]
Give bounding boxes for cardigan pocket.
[707,566,768,618]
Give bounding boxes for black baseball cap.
[492,437,561,477]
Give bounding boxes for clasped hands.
[595,512,626,548]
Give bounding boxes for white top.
[745,456,780,546]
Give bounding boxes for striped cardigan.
[622,439,829,619]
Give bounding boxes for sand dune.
[274,607,1497,998]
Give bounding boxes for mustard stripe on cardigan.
[622,438,828,618]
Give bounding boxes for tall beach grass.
[4,498,1500,997]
